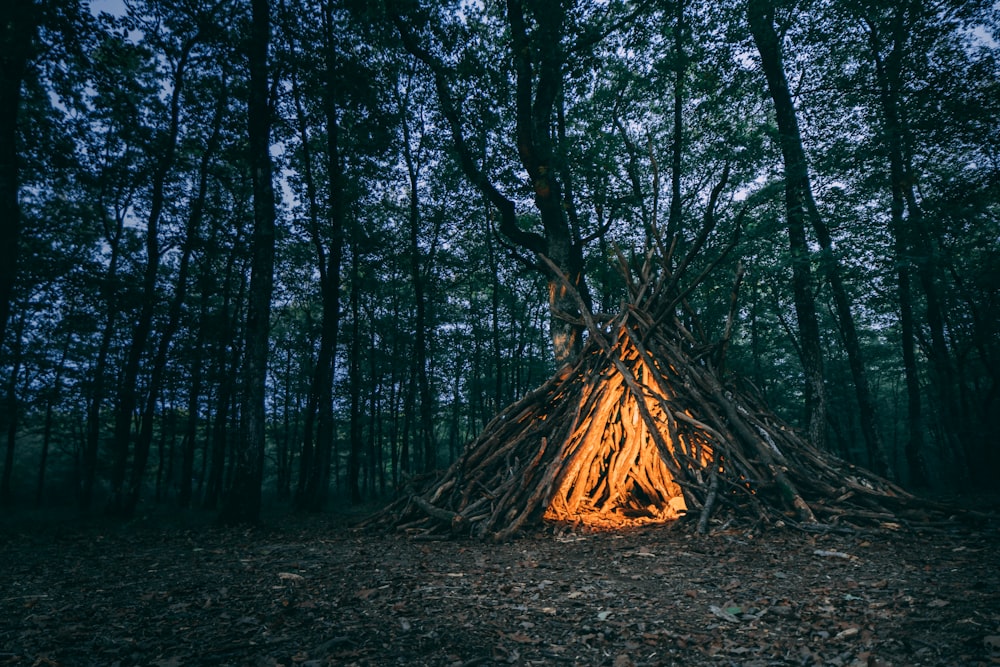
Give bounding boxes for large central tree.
[388,0,596,363]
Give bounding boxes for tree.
[219,0,278,524]
[107,4,204,516]
[746,0,891,475]
[388,0,599,364]
[746,0,829,451]
[0,0,39,354]
[284,0,349,512]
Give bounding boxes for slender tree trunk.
[276,346,294,500]
[1,312,24,506]
[81,210,126,511]
[203,386,231,510]
[486,211,503,414]
[108,43,194,516]
[0,0,37,353]
[125,59,218,515]
[346,242,363,504]
[201,234,247,509]
[309,0,347,508]
[179,265,210,508]
[401,103,436,473]
[368,323,383,493]
[389,353,401,490]
[866,15,930,486]
[219,0,277,525]
[748,0,827,451]
[366,324,378,495]
[666,0,685,246]
[37,332,71,507]
[290,2,345,510]
[288,67,320,508]
[909,177,966,474]
[506,0,589,363]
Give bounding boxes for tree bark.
[201,236,246,510]
[346,237,363,504]
[1,311,24,506]
[400,94,436,473]
[219,0,277,524]
[865,12,931,485]
[37,330,71,507]
[666,0,685,247]
[388,0,590,365]
[81,205,126,511]
[107,39,195,516]
[0,0,37,355]
[747,0,827,451]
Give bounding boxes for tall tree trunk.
[201,234,246,509]
[276,347,294,500]
[291,0,345,510]
[346,241,363,504]
[179,244,212,508]
[486,209,504,415]
[747,0,828,451]
[666,0,685,247]
[108,41,195,516]
[37,330,71,507]
[389,0,590,364]
[506,0,589,364]
[126,57,219,514]
[1,311,24,506]
[401,100,436,473]
[309,0,346,508]
[288,66,319,508]
[866,14,930,486]
[219,0,277,524]
[81,209,126,511]
[0,0,37,354]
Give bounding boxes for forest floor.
[1,499,999,667]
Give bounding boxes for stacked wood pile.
[373,254,944,541]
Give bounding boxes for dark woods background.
[0,0,997,522]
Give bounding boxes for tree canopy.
[0,0,997,522]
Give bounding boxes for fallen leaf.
[355,588,379,600]
[709,605,741,623]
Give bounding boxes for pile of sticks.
[372,255,945,540]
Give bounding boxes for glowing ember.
[542,341,712,530]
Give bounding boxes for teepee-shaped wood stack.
[378,254,933,540]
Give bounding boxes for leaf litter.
[0,512,998,666]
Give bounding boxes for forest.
[0,0,998,524]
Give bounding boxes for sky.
[88,0,127,18]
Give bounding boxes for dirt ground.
[1,505,999,667]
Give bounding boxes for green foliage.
[1,0,997,514]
